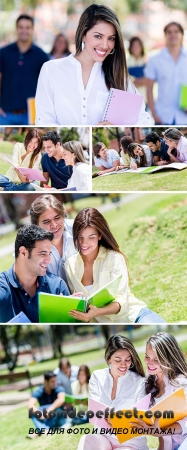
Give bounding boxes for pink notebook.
[102,88,144,125]
[16,167,46,181]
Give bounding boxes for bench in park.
[0,370,33,392]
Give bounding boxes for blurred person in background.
[145,22,187,125]
[127,36,147,104]
[49,33,71,60]
[56,357,79,394]
[0,14,48,125]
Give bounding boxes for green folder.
[38,275,122,323]
[65,394,88,405]
[179,84,187,110]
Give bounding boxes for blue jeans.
[135,307,165,323]
[0,111,28,125]
[31,405,66,431]
[0,174,35,191]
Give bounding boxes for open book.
[102,88,144,125]
[97,162,187,177]
[89,388,187,444]
[0,155,46,181]
[38,275,122,323]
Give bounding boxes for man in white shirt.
[145,22,187,125]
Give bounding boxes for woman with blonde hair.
[62,141,90,191]
[65,207,165,323]
[163,128,187,163]
[77,335,148,450]
[0,128,43,191]
[35,4,150,126]
[131,332,187,450]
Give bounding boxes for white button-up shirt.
[35,54,150,126]
[89,368,148,449]
[145,47,187,125]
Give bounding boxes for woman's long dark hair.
[75,4,129,91]
[105,335,145,377]
[73,207,126,262]
[127,143,147,167]
[24,128,43,168]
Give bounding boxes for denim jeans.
[0,174,35,191]
[31,404,66,431]
[0,111,28,125]
[135,307,166,323]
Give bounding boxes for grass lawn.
[0,141,14,155]
[0,407,158,450]
[92,167,187,191]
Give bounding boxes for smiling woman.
[35,4,149,125]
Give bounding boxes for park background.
[0,191,187,322]
[92,126,187,191]
[0,323,187,449]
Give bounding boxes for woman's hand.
[97,170,105,176]
[129,417,161,436]
[69,304,99,322]
[14,168,29,183]
[131,162,138,170]
[115,165,127,171]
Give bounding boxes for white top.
[47,218,76,281]
[67,162,91,191]
[89,368,148,449]
[153,374,187,450]
[177,136,187,163]
[94,149,120,169]
[144,47,187,125]
[35,54,150,126]
[130,144,153,167]
[6,142,42,184]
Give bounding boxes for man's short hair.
[164,22,184,35]
[44,371,56,381]
[15,225,53,259]
[59,357,71,370]
[42,131,61,146]
[16,14,34,26]
[145,132,161,145]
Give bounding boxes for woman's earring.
[130,362,134,369]
[81,41,85,51]
[109,48,115,55]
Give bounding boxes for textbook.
[89,388,187,444]
[38,275,122,323]
[8,312,31,323]
[0,156,46,181]
[88,394,151,430]
[30,183,77,191]
[102,88,144,125]
[65,394,88,405]
[179,84,187,110]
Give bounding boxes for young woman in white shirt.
[127,142,153,170]
[0,128,43,191]
[131,332,187,450]
[30,194,76,282]
[93,141,121,176]
[35,4,150,126]
[62,141,90,191]
[77,334,148,450]
[65,207,165,323]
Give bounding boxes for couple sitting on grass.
[27,332,187,450]
[0,129,90,191]
[0,194,165,324]
[93,128,187,175]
